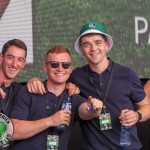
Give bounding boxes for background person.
[137,79,150,150]
[144,80,150,98]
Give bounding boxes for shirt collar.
[88,57,113,74]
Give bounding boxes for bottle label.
[47,135,59,150]
[99,113,112,130]
[64,103,71,110]
[57,97,72,131]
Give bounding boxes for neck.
[89,58,109,74]
[46,80,66,96]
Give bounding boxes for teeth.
[10,69,16,71]
[9,68,16,71]
[56,73,64,76]
[91,53,98,55]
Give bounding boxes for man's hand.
[119,109,139,126]
[0,88,6,99]
[65,83,80,96]
[87,96,103,112]
[27,78,80,96]
[48,109,71,127]
[0,80,8,99]
[27,77,46,95]
[79,96,103,120]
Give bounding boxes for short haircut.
[2,39,27,58]
[46,45,71,61]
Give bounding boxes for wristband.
[135,111,142,122]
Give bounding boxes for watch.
[136,111,142,122]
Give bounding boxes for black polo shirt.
[0,82,22,116]
[10,86,86,150]
[69,58,145,150]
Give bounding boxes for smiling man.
[10,45,103,150]
[0,39,27,115]
[0,39,27,149]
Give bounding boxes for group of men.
[0,22,150,150]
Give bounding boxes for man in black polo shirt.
[0,39,27,116]
[10,46,103,150]
[0,39,27,149]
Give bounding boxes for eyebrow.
[6,54,26,60]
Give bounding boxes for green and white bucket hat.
[75,22,113,54]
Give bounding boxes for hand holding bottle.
[57,96,72,131]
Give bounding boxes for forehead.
[6,46,26,58]
[47,52,72,62]
[80,33,106,42]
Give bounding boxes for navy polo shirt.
[0,82,22,116]
[10,87,86,150]
[0,82,22,150]
[69,58,145,150]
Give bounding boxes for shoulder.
[72,94,86,104]
[113,61,138,77]
[72,64,89,75]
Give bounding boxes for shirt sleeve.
[72,94,86,121]
[130,69,146,102]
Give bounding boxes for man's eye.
[18,58,24,62]
[83,43,90,47]
[7,55,14,60]
[95,41,102,45]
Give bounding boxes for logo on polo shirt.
[0,113,13,148]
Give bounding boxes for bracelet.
[135,111,142,122]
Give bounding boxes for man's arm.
[119,95,150,126]
[144,80,150,98]
[26,77,80,96]
[135,95,150,122]
[12,109,71,140]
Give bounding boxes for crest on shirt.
[0,113,13,147]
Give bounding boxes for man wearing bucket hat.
[70,22,150,150]
[26,22,150,150]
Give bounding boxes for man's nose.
[11,58,18,67]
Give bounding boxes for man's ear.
[105,41,109,52]
[69,66,73,74]
[0,53,3,63]
[43,64,47,73]
[22,59,27,69]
